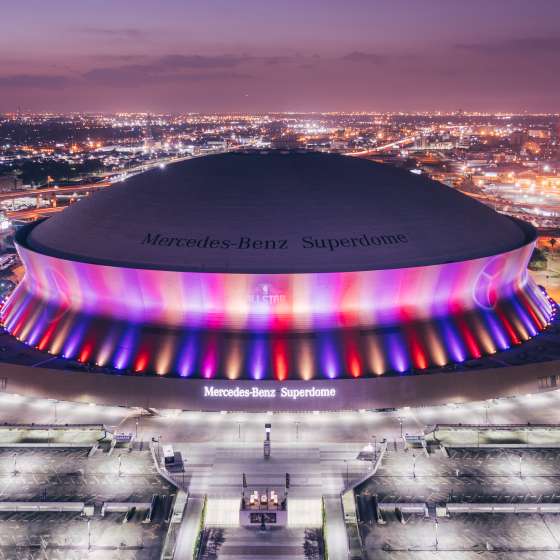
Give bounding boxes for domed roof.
[24,151,532,274]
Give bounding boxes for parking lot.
[0,448,175,559]
[357,446,560,558]
[0,448,172,503]
[363,512,560,559]
[365,448,560,504]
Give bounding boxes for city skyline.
[1,0,559,113]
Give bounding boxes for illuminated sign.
[203,385,336,400]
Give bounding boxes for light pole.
[412,453,416,479]
[295,421,300,441]
[238,422,242,440]
[87,519,92,550]
[398,417,403,440]
[118,455,123,477]
[12,453,17,476]
[434,518,439,550]
[344,460,349,487]
[519,454,523,478]
[372,435,378,464]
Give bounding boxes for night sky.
[1,0,559,113]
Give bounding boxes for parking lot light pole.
[118,455,123,477]
[87,519,92,550]
[434,518,439,550]
[519,455,523,478]
[12,453,17,476]
[412,453,416,479]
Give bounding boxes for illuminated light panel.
[134,349,150,373]
[201,335,218,379]
[344,334,362,377]
[319,334,339,379]
[0,233,554,380]
[225,340,242,380]
[273,338,289,381]
[155,336,175,376]
[79,341,94,363]
[250,337,267,380]
[364,333,387,375]
[177,332,198,378]
[297,338,314,381]
[386,332,410,373]
[113,326,137,370]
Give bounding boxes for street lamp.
[434,518,439,550]
[87,519,92,550]
[412,453,416,479]
[118,455,123,477]
[519,454,523,478]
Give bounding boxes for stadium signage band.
[203,385,337,400]
[141,232,409,252]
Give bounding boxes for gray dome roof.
[24,151,532,273]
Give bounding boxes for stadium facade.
[0,152,555,410]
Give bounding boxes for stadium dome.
[1,151,553,380]
[27,151,527,273]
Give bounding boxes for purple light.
[113,326,137,370]
[177,332,197,377]
[250,337,266,380]
[386,332,409,373]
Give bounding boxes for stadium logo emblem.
[249,283,286,306]
[473,257,505,310]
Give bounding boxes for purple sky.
[1,0,559,112]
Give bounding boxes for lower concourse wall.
[0,359,559,411]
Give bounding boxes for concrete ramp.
[287,498,322,527]
[206,498,240,527]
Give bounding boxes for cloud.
[82,66,253,87]
[82,54,254,86]
[341,51,387,64]
[154,54,250,70]
[75,26,148,40]
[0,74,70,88]
[79,53,289,87]
[455,36,560,55]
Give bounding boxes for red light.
[273,339,288,381]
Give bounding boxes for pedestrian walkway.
[173,495,205,560]
[324,496,351,560]
[199,526,322,559]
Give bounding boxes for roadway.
[346,136,417,157]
